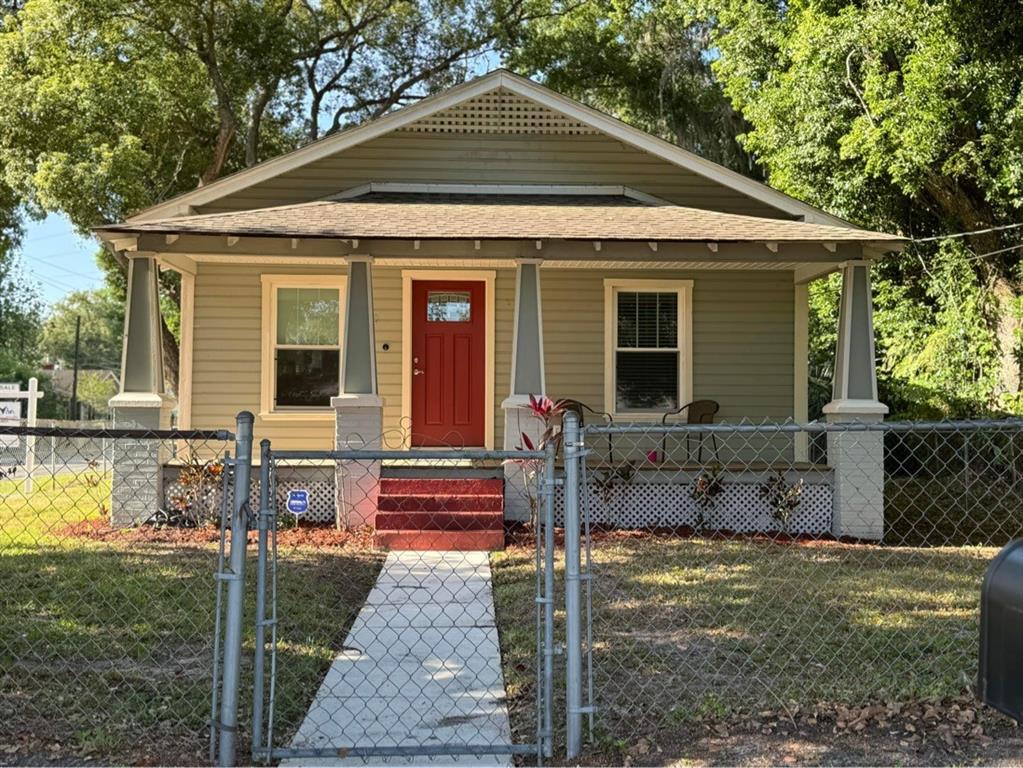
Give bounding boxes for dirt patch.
[587,696,1023,766]
[60,517,377,549]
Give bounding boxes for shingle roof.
[99,193,903,244]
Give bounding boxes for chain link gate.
[247,442,558,764]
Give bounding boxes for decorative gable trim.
[396,87,599,135]
[128,70,851,228]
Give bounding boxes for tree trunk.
[161,314,180,397]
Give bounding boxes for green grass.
[0,474,383,765]
[492,533,994,756]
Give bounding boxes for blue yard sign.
[286,489,309,515]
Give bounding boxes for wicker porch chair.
[660,399,720,464]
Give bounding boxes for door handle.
[413,368,424,376]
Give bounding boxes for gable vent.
[398,87,600,135]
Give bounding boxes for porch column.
[332,256,382,529]
[503,259,546,522]
[108,252,175,526]
[823,260,888,540]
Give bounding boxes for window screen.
[615,291,679,412]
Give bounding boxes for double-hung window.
[261,275,346,414]
[604,279,692,417]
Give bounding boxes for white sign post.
[0,378,43,492]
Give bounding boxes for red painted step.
[375,510,503,531]
[374,476,505,551]
[377,493,503,512]
[379,478,504,496]
[374,529,505,552]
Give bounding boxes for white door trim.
[401,269,497,449]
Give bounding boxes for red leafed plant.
[518,394,570,453]
[509,395,569,529]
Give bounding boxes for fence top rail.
[0,425,235,441]
[583,418,1023,435]
[270,448,547,461]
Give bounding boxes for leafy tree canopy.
[39,287,124,370]
[0,0,547,386]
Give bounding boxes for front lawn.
[0,474,383,765]
[492,532,997,763]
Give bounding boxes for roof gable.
[129,70,849,227]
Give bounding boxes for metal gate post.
[563,411,583,759]
[251,440,272,761]
[542,438,557,759]
[217,412,254,767]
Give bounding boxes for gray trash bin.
[979,539,1023,722]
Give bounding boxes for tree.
[75,370,118,417]
[0,253,43,364]
[503,0,759,174]
[40,288,124,371]
[0,0,551,389]
[706,0,1023,414]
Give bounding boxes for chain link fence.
[563,418,1023,758]
[0,424,233,766]
[244,445,555,764]
[4,416,1021,765]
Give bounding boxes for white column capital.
[331,393,385,409]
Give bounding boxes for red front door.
[411,280,486,446]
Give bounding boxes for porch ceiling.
[98,192,903,247]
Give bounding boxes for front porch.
[101,186,895,546]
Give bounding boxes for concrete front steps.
[373,477,506,551]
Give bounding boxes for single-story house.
[96,69,903,546]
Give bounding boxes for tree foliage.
[502,0,758,174]
[0,0,547,387]
[40,287,124,370]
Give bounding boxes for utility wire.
[913,221,1023,243]
[966,242,1023,262]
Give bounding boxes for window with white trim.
[605,279,692,416]
[261,276,345,412]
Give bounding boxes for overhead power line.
[914,221,1023,243]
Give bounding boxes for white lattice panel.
[552,470,834,536]
[162,465,337,524]
[273,466,337,524]
[399,87,599,135]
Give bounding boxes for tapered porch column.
[331,256,383,529]
[108,252,175,526]
[503,259,546,522]
[823,260,888,540]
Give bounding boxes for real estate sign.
[0,384,22,448]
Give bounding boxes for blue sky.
[18,213,106,306]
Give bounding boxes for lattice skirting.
[162,464,337,524]
[554,469,834,535]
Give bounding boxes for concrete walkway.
[285,551,513,766]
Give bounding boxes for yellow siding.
[190,262,517,450]
[190,263,794,450]
[541,269,795,421]
[200,133,785,219]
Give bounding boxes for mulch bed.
[60,518,376,549]
[504,524,877,550]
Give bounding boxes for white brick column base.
[825,407,886,541]
[502,396,545,523]
[109,394,175,527]
[332,394,384,529]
